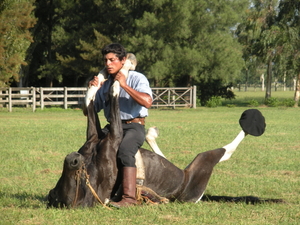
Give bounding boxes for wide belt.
[122,117,145,126]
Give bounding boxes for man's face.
[104,53,125,75]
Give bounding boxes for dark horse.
[47,81,266,208]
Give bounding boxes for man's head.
[102,43,127,75]
[102,43,127,60]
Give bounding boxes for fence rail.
[152,86,196,108]
[0,86,196,112]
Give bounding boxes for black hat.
[239,109,266,136]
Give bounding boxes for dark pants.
[117,123,145,167]
[102,123,145,167]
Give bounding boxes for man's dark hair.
[101,43,127,60]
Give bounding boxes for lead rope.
[72,166,112,210]
[136,185,169,205]
[82,168,112,210]
[72,169,81,207]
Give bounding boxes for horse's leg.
[108,80,123,148]
[95,80,123,202]
[177,148,225,203]
[145,126,166,158]
[176,130,246,202]
[219,130,247,162]
[119,53,136,79]
[146,126,246,162]
[85,72,106,107]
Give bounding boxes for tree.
[236,0,282,102]
[253,0,279,102]
[276,1,300,107]
[126,0,248,87]
[0,0,36,87]
[236,4,267,91]
[8,0,249,89]
[27,0,139,87]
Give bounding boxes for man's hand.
[89,76,99,87]
[114,71,127,88]
[89,76,105,88]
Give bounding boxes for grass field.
[0,91,299,224]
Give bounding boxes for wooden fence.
[152,86,197,109]
[0,86,197,112]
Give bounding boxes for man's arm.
[122,85,152,109]
[114,71,152,109]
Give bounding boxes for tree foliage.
[1,0,300,107]
[236,0,279,101]
[127,0,247,87]
[0,0,36,87]
[0,0,249,88]
[236,0,300,103]
[276,0,300,106]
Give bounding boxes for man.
[89,43,153,207]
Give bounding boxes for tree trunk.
[265,59,272,103]
[260,73,264,91]
[283,71,286,91]
[245,69,248,91]
[46,0,54,87]
[294,73,300,107]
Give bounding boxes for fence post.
[6,88,8,110]
[155,89,158,108]
[168,89,170,106]
[8,88,12,112]
[32,87,36,112]
[172,95,175,109]
[193,85,197,109]
[64,87,67,109]
[0,88,8,109]
[40,87,44,110]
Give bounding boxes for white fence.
[0,86,197,112]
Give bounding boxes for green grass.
[223,89,296,107]
[1,91,300,224]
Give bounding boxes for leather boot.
[110,167,137,208]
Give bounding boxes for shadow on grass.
[0,191,47,208]
[1,191,286,209]
[201,194,285,204]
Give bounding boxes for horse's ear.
[86,100,103,141]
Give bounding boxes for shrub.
[196,98,202,107]
[282,98,295,107]
[197,78,235,106]
[206,96,222,107]
[248,99,259,107]
[265,97,280,107]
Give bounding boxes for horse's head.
[47,152,92,208]
[47,101,105,208]
[47,83,122,208]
